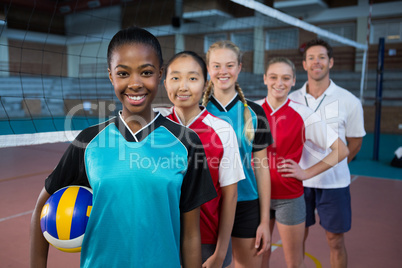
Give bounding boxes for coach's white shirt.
[289,80,366,189]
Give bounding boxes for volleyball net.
[0,0,368,148]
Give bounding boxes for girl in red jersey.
[159,51,245,268]
[255,57,349,268]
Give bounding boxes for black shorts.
[231,199,260,238]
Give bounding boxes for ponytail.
[235,82,254,142]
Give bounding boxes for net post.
[359,48,368,103]
[373,37,384,161]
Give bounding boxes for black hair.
[303,39,333,60]
[107,26,163,68]
[164,51,207,82]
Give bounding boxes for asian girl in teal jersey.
[203,40,272,268]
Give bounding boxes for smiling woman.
[29,27,216,268]
[263,58,296,110]
[158,50,245,268]
[164,52,206,125]
[255,56,349,268]
[203,40,273,268]
[107,43,163,133]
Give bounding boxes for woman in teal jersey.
[203,40,272,268]
[30,27,216,268]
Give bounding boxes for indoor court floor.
[1,134,401,267]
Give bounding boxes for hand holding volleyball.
[40,186,93,253]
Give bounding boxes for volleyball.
[40,186,93,253]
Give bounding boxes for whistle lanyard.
[305,94,326,113]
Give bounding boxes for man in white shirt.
[289,39,366,268]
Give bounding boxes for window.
[318,23,356,47]
[231,31,254,51]
[265,28,298,50]
[204,33,227,53]
[371,20,402,44]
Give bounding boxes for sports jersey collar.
[210,93,240,112]
[153,106,173,117]
[265,97,290,116]
[117,111,163,142]
[173,106,207,128]
[301,79,337,99]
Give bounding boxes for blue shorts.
[304,186,351,233]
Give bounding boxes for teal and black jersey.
[45,112,216,268]
[206,94,272,202]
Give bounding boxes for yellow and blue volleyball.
[40,185,93,253]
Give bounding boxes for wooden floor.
[1,143,402,267]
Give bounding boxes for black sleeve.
[247,100,273,152]
[44,121,109,194]
[179,130,217,213]
[44,139,90,194]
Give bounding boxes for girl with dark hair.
[30,27,216,268]
[158,51,245,267]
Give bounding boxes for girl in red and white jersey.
[255,57,349,268]
[158,51,245,268]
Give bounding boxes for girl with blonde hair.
[203,40,272,267]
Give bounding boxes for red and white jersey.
[255,98,338,199]
[156,106,245,244]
